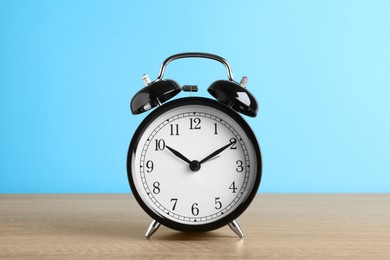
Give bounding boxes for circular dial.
[128,97,261,232]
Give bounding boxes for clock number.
[229,181,237,193]
[230,138,237,149]
[191,203,199,216]
[236,160,244,172]
[170,198,178,211]
[189,118,201,130]
[146,160,154,173]
[214,123,218,135]
[154,139,166,151]
[152,181,160,194]
[170,124,179,136]
[214,197,222,210]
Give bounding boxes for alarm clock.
[127,52,262,238]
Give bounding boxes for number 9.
[146,160,154,173]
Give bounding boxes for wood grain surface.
[0,194,389,259]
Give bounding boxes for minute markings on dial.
[139,111,251,223]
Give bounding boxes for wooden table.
[0,194,389,259]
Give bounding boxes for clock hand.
[199,140,234,164]
[166,145,192,164]
[207,155,220,162]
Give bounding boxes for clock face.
[127,97,261,232]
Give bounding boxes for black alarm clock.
[127,52,262,238]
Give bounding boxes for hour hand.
[166,145,191,164]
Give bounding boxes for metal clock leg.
[145,219,161,239]
[228,219,244,238]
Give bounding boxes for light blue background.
[1,0,389,193]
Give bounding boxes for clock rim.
[127,97,262,232]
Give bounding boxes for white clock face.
[129,99,260,227]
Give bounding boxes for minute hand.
[199,142,232,164]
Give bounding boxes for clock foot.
[145,220,161,239]
[228,219,244,238]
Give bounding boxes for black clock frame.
[127,97,262,232]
